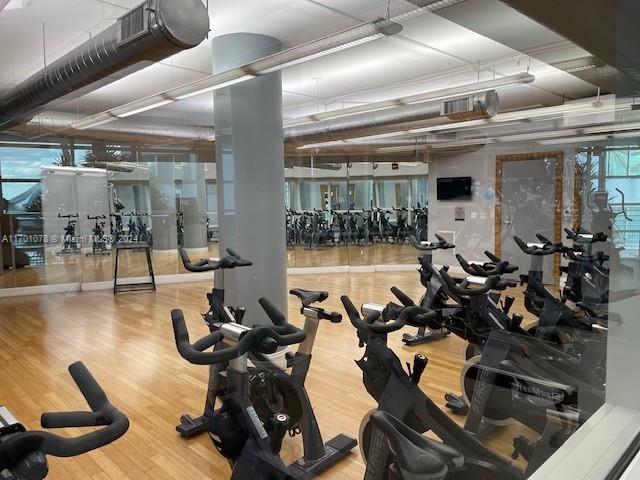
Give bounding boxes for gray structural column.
[213,33,286,325]
[149,158,177,251]
[181,151,208,249]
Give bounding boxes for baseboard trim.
[0,282,82,297]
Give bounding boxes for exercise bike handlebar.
[341,296,428,335]
[616,188,634,221]
[0,363,128,470]
[455,253,518,277]
[564,249,609,264]
[410,234,455,251]
[171,305,306,366]
[564,227,608,243]
[179,247,252,272]
[513,235,562,256]
[439,269,515,296]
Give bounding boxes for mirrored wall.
[0,143,219,288]
[0,143,433,288]
[285,159,429,268]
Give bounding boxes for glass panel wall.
[576,147,640,259]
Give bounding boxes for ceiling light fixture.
[111,97,174,118]
[611,131,640,140]
[71,18,402,130]
[0,140,60,146]
[551,56,601,75]
[71,112,118,131]
[538,134,610,145]
[298,99,637,151]
[583,121,640,135]
[288,72,534,126]
[494,99,634,123]
[400,0,468,15]
[171,74,257,100]
[376,137,490,153]
[494,129,579,142]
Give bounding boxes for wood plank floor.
[0,271,536,479]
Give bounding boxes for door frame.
[495,151,564,286]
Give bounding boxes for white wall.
[428,143,575,268]
[428,147,496,267]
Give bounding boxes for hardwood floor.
[0,271,536,479]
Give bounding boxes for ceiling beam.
[500,0,640,95]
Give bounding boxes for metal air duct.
[0,0,210,130]
[28,111,215,140]
[284,90,499,143]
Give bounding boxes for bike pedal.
[444,393,468,415]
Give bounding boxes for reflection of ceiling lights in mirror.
[71,18,403,130]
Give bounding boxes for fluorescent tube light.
[494,129,579,142]
[71,112,118,130]
[376,137,491,153]
[612,131,640,140]
[0,140,60,146]
[538,134,609,145]
[583,122,640,134]
[289,73,534,125]
[112,98,174,118]
[73,18,402,129]
[421,0,468,10]
[408,119,489,134]
[248,18,402,75]
[171,74,257,100]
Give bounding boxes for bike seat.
[289,288,329,307]
[370,411,462,478]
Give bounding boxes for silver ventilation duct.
[29,112,215,140]
[284,90,499,142]
[0,0,210,130]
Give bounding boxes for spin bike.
[436,270,605,460]
[0,362,128,479]
[172,299,307,479]
[57,213,79,255]
[87,214,110,256]
[340,296,524,480]
[177,248,356,476]
[400,235,456,346]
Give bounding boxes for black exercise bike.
[0,362,128,479]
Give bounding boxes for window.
[578,148,640,257]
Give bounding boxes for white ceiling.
[0,0,601,131]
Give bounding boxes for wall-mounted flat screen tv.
[437,176,472,200]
